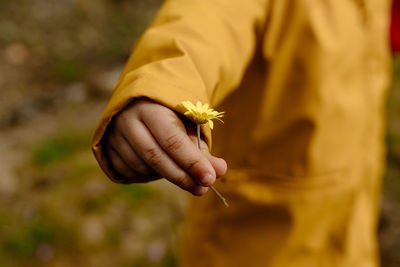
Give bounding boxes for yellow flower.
[181,101,224,129]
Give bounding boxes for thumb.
[189,130,227,179]
[182,117,227,178]
[206,153,227,178]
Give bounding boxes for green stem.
[197,124,201,150]
[196,124,228,207]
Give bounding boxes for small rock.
[80,216,105,245]
[0,170,18,197]
[88,66,122,97]
[36,243,54,262]
[147,241,166,263]
[66,83,87,103]
[4,43,29,65]
[82,179,107,199]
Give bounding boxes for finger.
[140,104,216,186]
[206,154,227,178]
[106,146,136,179]
[109,132,155,175]
[187,128,209,152]
[123,118,209,196]
[187,133,227,178]
[106,142,162,183]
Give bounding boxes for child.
[92,0,393,266]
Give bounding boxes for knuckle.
[165,134,184,151]
[116,104,139,129]
[174,173,189,189]
[113,165,129,179]
[108,153,130,178]
[186,159,201,173]
[200,144,209,153]
[125,154,154,175]
[123,170,136,179]
[115,112,129,128]
[135,163,153,175]
[192,188,205,196]
[112,160,127,175]
[144,147,163,167]
[118,166,139,180]
[113,117,124,132]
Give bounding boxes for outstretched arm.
[92,0,267,194]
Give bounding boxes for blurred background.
[0,0,399,266]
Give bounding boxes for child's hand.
[104,98,227,196]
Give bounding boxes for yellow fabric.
[92,0,392,266]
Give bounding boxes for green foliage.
[161,250,177,267]
[2,214,70,259]
[0,20,19,43]
[117,184,156,203]
[121,252,177,267]
[81,195,110,213]
[0,0,182,266]
[31,131,90,166]
[51,58,85,82]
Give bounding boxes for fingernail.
[194,186,208,196]
[200,173,214,186]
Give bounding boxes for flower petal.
[181,100,224,130]
[209,120,214,129]
[182,101,193,111]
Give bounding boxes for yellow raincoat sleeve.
[91,0,267,182]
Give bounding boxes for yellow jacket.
[92,0,392,266]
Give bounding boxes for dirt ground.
[0,1,399,266]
